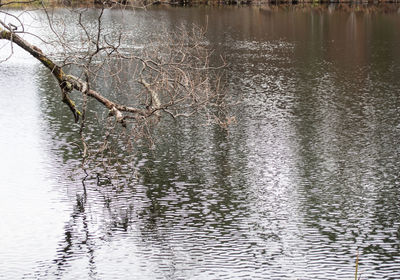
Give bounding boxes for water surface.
[1,5,400,279]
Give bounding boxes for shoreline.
[1,0,400,12]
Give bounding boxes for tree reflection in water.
[25,5,400,279]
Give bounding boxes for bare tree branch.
[0,5,231,157]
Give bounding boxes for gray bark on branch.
[0,26,148,124]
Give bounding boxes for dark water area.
[1,5,400,279]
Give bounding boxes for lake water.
[1,5,400,279]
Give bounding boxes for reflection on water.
[1,5,400,279]
[0,60,71,279]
